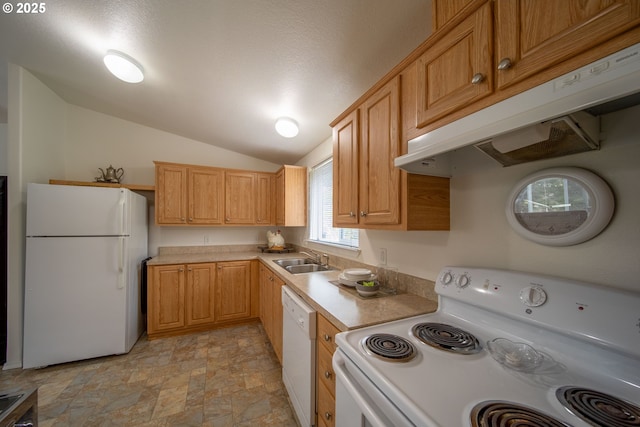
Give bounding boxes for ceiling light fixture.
[103,50,144,83]
[275,117,299,138]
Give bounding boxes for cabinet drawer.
[317,343,336,397]
[316,381,336,427]
[317,314,340,354]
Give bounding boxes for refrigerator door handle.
[118,237,125,289]
[118,190,127,235]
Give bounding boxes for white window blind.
[309,158,359,248]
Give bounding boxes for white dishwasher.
[282,285,317,426]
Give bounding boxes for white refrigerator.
[23,183,148,369]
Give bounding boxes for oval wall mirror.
[505,167,614,246]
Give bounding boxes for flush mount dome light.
[275,117,299,138]
[103,50,144,83]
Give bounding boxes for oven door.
[333,349,416,427]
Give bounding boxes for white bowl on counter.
[343,268,373,281]
[339,273,376,287]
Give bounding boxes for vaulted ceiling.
[0,0,431,164]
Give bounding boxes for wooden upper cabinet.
[495,0,640,89]
[188,167,224,225]
[432,0,477,31]
[255,173,275,225]
[155,163,188,224]
[416,2,493,128]
[360,77,401,225]
[332,109,359,227]
[275,165,307,227]
[225,171,256,224]
[215,261,252,322]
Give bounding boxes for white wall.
[294,105,640,293]
[64,104,280,186]
[5,65,68,369]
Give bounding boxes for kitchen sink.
[273,258,318,267]
[285,264,333,274]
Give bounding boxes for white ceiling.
[0,0,431,164]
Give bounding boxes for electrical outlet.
[379,248,387,265]
[204,235,210,245]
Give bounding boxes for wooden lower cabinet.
[316,313,340,426]
[259,262,284,363]
[147,260,257,339]
[215,260,254,322]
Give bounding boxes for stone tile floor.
[0,323,298,426]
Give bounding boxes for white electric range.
[333,266,640,427]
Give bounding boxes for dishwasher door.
[282,285,316,426]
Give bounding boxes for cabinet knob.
[324,371,332,379]
[360,211,367,217]
[188,267,192,272]
[179,268,184,272]
[324,412,332,420]
[471,73,485,85]
[349,211,355,217]
[188,217,193,222]
[323,334,332,342]
[180,217,186,222]
[498,58,513,70]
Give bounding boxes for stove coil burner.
[471,401,571,427]
[411,322,482,354]
[556,386,640,426]
[361,334,417,362]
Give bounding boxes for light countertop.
[147,250,438,331]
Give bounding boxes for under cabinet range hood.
[396,42,640,174]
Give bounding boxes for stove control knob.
[520,286,547,307]
[455,274,471,289]
[441,271,453,285]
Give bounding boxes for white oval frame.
[505,167,614,246]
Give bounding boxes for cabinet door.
[275,169,285,225]
[332,109,360,227]
[155,164,187,224]
[215,260,252,322]
[188,167,224,225]
[255,173,275,225]
[432,0,477,31]
[225,172,256,224]
[360,76,401,225]
[148,264,185,333]
[185,263,216,326]
[271,276,284,364]
[259,264,274,339]
[416,2,493,128]
[495,0,640,89]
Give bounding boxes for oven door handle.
[333,350,414,427]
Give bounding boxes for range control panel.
[435,266,640,358]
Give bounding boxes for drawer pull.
[323,334,332,342]
[498,58,513,70]
[471,73,485,85]
[324,412,332,420]
[324,371,332,379]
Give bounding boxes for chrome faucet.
[299,250,321,263]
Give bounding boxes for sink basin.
[273,258,317,267]
[285,264,333,274]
